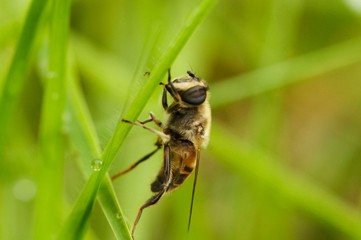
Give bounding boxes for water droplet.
[91,159,103,171]
[46,71,57,79]
[62,111,72,133]
[62,111,71,123]
[12,178,37,202]
[115,212,122,219]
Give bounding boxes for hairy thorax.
[164,101,211,150]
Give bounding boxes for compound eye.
[181,86,207,105]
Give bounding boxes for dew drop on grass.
[13,178,37,202]
[115,212,122,219]
[62,111,71,133]
[46,71,57,79]
[91,159,103,171]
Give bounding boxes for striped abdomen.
[151,139,197,193]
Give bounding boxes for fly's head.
[164,71,209,107]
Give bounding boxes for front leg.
[160,69,182,111]
[138,112,163,128]
[161,87,168,111]
[122,117,170,143]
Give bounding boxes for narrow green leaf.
[57,0,217,239]
[33,0,71,239]
[67,64,131,239]
[98,177,131,239]
[66,24,169,239]
[211,37,361,109]
[0,0,48,154]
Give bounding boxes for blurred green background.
[1,0,361,239]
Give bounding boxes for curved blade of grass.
[0,0,48,155]
[66,60,131,239]
[209,122,361,239]
[248,0,303,152]
[57,0,217,239]
[211,36,361,109]
[33,0,71,239]
[67,26,167,239]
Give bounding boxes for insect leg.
[165,83,181,103]
[111,139,162,180]
[161,87,168,110]
[188,152,200,232]
[138,112,163,128]
[160,69,181,104]
[122,119,170,143]
[132,189,166,239]
[132,144,172,238]
[167,68,172,82]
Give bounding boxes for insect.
[112,70,211,238]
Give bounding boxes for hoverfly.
[112,70,211,238]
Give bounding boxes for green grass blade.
[57,0,217,239]
[67,63,131,239]
[247,0,302,152]
[66,25,168,239]
[33,0,71,239]
[98,178,131,239]
[211,37,361,109]
[209,122,361,239]
[0,0,48,154]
